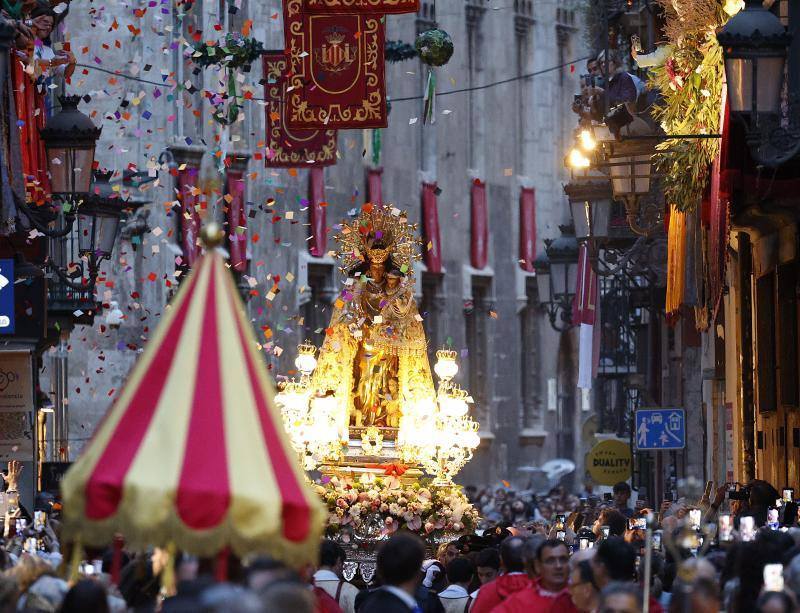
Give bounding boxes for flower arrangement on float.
[315,474,479,541]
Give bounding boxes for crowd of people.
[3,458,800,612]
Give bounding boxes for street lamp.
[534,227,579,332]
[48,170,130,291]
[717,0,799,166]
[78,171,124,257]
[41,95,102,203]
[718,0,789,116]
[564,181,612,243]
[604,141,658,237]
[19,95,103,238]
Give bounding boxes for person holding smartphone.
[612,482,634,518]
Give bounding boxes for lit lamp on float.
[295,339,318,380]
[433,348,459,382]
[413,348,480,486]
[275,339,347,470]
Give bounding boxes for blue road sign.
[635,408,685,450]
[0,259,13,334]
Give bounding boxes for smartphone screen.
[741,516,756,541]
[767,507,780,529]
[579,537,589,550]
[601,525,610,538]
[628,517,646,530]
[719,514,733,542]
[689,509,702,529]
[24,537,37,554]
[652,531,662,551]
[33,511,46,532]
[783,488,794,503]
[557,530,566,540]
[764,563,784,591]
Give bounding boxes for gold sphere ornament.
[200,222,225,249]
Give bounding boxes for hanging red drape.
[367,167,382,206]
[519,187,536,272]
[13,60,50,204]
[178,165,201,267]
[708,89,735,322]
[225,166,247,273]
[470,178,488,270]
[421,182,442,273]
[308,167,326,257]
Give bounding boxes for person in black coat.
[358,533,443,613]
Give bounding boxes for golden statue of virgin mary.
[309,205,436,438]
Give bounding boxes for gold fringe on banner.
[666,204,687,322]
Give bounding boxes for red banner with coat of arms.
[262,52,338,167]
[302,0,417,14]
[283,0,387,130]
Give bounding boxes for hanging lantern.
[716,0,790,117]
[40,95,102,200]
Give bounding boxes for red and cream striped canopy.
[61,245,325,564]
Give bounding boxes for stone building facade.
[42,0,589,489]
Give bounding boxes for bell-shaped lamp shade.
[724,56,785,114]
[40,96,102,198]
[546,234,579,300]
[77,200,122,257]
[717,0,790,115]
[533,253,551,303]
[571,198,611,241]
[610,155,652,200]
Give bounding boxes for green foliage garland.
[190,33,264,126]
[191,32,264,71]
[385,40,418,63]
[647,0,730,213]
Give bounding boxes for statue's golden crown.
[334,204,423,277]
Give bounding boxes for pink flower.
[407,515,422,531]
[424,522,435,534]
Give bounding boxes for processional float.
[276,204,480,581]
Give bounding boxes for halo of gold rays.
[334,204,422,278]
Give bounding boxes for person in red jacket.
[492,539,571,613]
[469,537,531,613]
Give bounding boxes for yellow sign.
[587,439,632,486]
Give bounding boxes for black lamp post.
[717,0,799,166]
[41,95,102,202]
[78,171,124,258]
[564,180,612,244]
[47,170,129,291]
[534,227,579,332]
[21,95,102,237]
